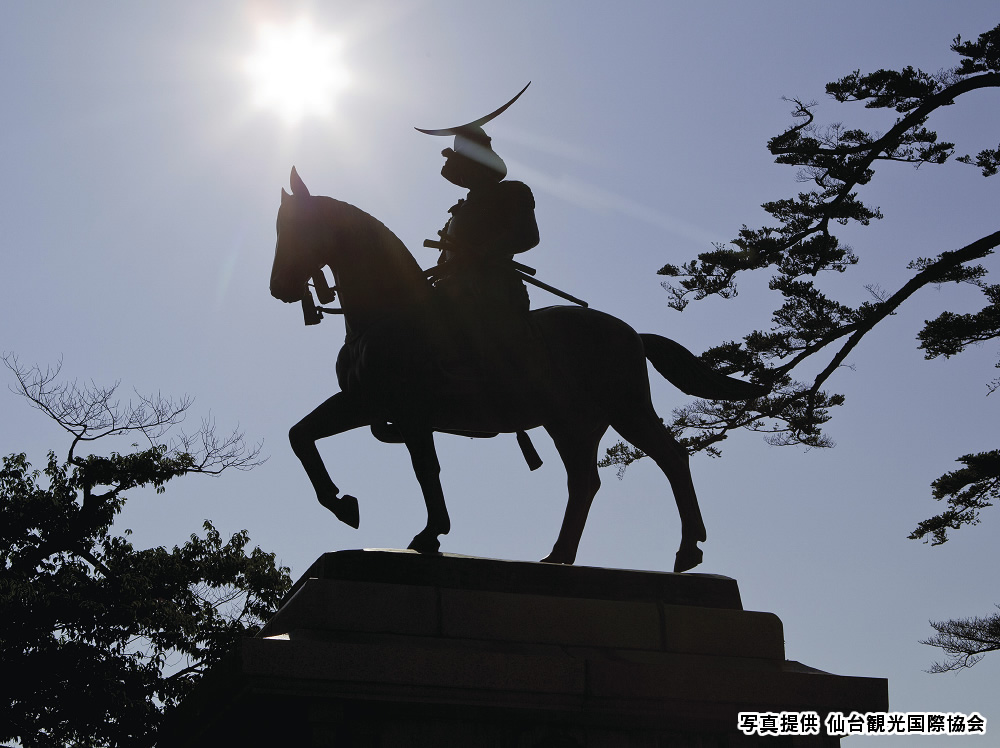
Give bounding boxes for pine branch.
[807,230,1000,399]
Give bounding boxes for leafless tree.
[3,354,263,472]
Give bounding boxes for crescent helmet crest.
[415,82,530,179]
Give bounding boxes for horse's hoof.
[320,493,360,529]
[338,494,360,529]
[540,550,574,564]
[407,532,441,554]
[673,544,703,573]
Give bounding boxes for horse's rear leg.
[541,424,607,565]
[395,424,450,554]
[289,391,370,529]
[611,412,706,573]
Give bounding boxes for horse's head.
[270,166,324,304]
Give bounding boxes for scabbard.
[423,238,586,307]
[514,270,588,307]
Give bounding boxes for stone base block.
[162,550,887,747]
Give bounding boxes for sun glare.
[245,18,350,125]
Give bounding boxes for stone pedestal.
[162,550,887,747]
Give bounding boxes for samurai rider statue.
[370,84,559,470]
[416,83,540,365]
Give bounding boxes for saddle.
[360,285,544,471]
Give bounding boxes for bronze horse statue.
[269,168,764,572]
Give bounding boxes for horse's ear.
[290,166,310,197]
[281,187,290,204]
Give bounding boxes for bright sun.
[245,18,350,125]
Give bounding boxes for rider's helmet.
[416,82,530,185]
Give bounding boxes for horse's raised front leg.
[541,424,607,565]
[394,424,450,554]
[611,411,706,573]
[288,391,371,529]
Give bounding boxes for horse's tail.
[640,333,768,400]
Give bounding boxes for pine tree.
[602,24,1000,670]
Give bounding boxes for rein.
[301,280,344,325]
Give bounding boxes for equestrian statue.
[269,84,766,572]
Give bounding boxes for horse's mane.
[317,196,431,324]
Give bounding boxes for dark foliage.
[643,24,1000,465]
[909,451,1000,546]
[603,23,999,472]
[0,357,292,747]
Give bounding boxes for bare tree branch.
[3,354,264,473]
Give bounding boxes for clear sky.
[2,2,997,743]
